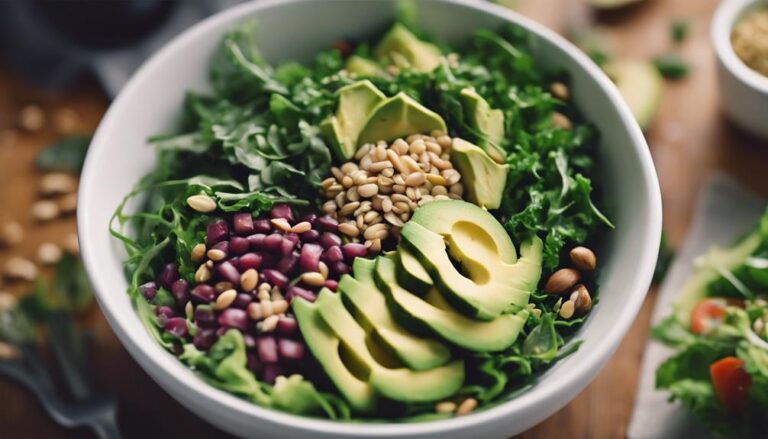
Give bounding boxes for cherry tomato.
[690,298,727,334]
[710,356,752,415]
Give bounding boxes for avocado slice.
[603,59,662,130]
[396,248,433,294]
[345,56,386,78]
[459,88,506,163]
[357,92,447,145]
[292,296,376,412]
[338,259,451,371]
[376,256,529,352]
[314,289,464,402]
[449,138,509,209]
[320,80,387,160]
[374,23,442,73]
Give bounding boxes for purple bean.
[233,212,254,235]
[276,315,298,335]
[262,269,288,289]
[243,333,257,350]
[260,363,282,384]
[139,281,157,301]
[299,243,323,272]
[193,305,216,325]
[211,240,229,258]
[253,218,271,234]
[247,352,261,372]
[264,234,284,252]
[193,329,217,351]
[217,261,241,285]
[329,261,349,276]
[236,252,263,272]
[246,233,267,250]
[206,220,229,245]
[287,286,316,303]
[324,279,338,291]
[233,293,252,309]
[300,229,320,242]
[278,338,306,360]
[284,232,299,244]
[324,245,344,263]
[170,279,190,305]
[281,236,297,256]
[342,243,368,261]
[229,236,249,256]
[218,308,248,331]
[191,284,216,303]
[299,212,317,225]
[257,336,279,363]
[155,306,176,327]
[270,204,294,223]
[319,232,342,249]
[258,252,277,269]
[316,215,338,232]
[215,326,229,337]
[164,317,189,338]
[277,251,299,275]
[157,263,179,288]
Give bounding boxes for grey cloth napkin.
[627,173,767,438]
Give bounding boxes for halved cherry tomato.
[710,356,751,415]
[690,298,727,334]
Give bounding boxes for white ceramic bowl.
[712,0,768,140]
[78,0,661,437]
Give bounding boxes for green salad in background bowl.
[78,0,660,437]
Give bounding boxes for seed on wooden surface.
[0,292,17,311]
[58,193,78,214]
[4,257,38,281]
[39,173,77,196]
[0,222,23,247]
[18,104,45,132]
[62,233,79,254]
[37,242,62,265]
[31,200,59,221]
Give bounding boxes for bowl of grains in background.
[712,0,768,140]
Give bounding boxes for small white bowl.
[78,0,661,437]
[712,0,768,140]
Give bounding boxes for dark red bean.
[215,326,229,337]
[217,261,241,285]
[157,263,179,288]
[257,252,277,269]
[229,236,249,256]
[193,305,216,325]
[276,315,298,335]
[193,328,217,351]
[253,218,271,234]
[246,233,267,250]
[155,306,176,327]
[284,232,299,244]
[170,279,190,305]
[191,284,216,303]
[316,216,338,232]
[342,243,367,260]
[262,269,288,289]
[233,212,254,235]
[299,243,323,272]
[165,317,189,338]
[270,204,294,223]
[247,352,261,372]
[300,229,320,242]
[324,245,344,263]
[324,279,338,291]
[299,212,317,225]
[243,333,257,350]
[277,251,299,275]
[319,232,342,249]
[218,308,248,331]
[260,363,282,384]
[264,234,284,252]
[233,293,252,309]
[211,240,229,258]
[281,236,297,256]
[287,286,316,303]
[236,252,263,272]
[206,220,229,245]
[278,338,306,360]
[329,261,349,275]
[139,281,157,301]
[257,336,279,363]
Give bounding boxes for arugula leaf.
[36,135,92,174]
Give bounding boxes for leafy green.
[671,20,690,44]
[36,135,92,174]
[654,231,675,284]
[654,54,690,80]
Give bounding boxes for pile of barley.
[320,131,464,253]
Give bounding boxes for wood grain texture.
[0,0,766,438]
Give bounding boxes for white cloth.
[627,173,767,438]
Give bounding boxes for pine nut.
[356,214,365,229]
[302,272,325,287]
[271,288,285,301]
[338,223,360,237]
[358,184,379,198]
[449,183,464,196]
[39,173,77,196]
[570,284,593,314]
[247,302,263,320]
[261,300,275,317]
[331,167,344,180]
[381,167,395,177]
[426,174,447,185]
[437,135,452,149]
[364,223,387,240]
[401,155,421,172]
[58,193,78,214]
[0,342,20,360]
[335,192,347,208]
[32,200,59,221]
[215,281,234,293]
[381,197,393,212]
[185,301,193,317]
[456,398,478,416]
[552,112,572,130]
[207,248,226,261]
[373,145,387,161]
[322,200,337,214]
[187,194,217,213]
[339,201,360,216]
[432,185,448,196]
[550,81,570,100]
[321,177,336,190]
[368,161,392,173]
[319,261,329,279]
[258,289,271,301]
[384,211,405,227]
[392,184,405,193]
[341,162,358,175]
[37,242,62,265]
[355,144,370,160]
[291,221,312,234]
[405,172,426,187]
[214,289,237,310]
[436,401,457,414]
[3,257,38,281]
[195,264,212,283]
[270,218,292,233]
[392,138,409,155]
[560,300,576,319]
[341,175,353,188]
[360,155,372,170]
[352,171,369,185]
[63,233,79,254]
[241,269,259,292]
[347,186,360,202]
[261,314,279,332]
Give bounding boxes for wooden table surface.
[1,0,767,437]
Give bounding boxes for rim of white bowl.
[712,0,768,94]
[78,0,661,435]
